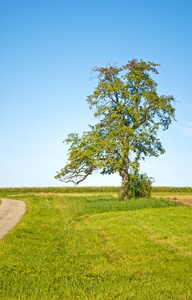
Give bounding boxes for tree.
[55,59,176,199]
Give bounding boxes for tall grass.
[152,186,192,193]
[0,186,192,196]
[0,186,121,196]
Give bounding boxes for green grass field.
[0,188,192,299]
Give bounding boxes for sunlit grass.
[0,192,192,299]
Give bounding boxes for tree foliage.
[55,59,176,199]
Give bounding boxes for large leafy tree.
[55,59,175,198]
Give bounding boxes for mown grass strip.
[0,194,192,299]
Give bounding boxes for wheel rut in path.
[0,198,26,240]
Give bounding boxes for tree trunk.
[120,157,129,200]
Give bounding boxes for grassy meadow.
[0,187,192,299]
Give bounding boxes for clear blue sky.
[0,0,192,187]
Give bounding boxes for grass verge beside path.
[0,193,192,299]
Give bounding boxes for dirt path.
[0,198,26,240]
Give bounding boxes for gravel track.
[0,198,26,240]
